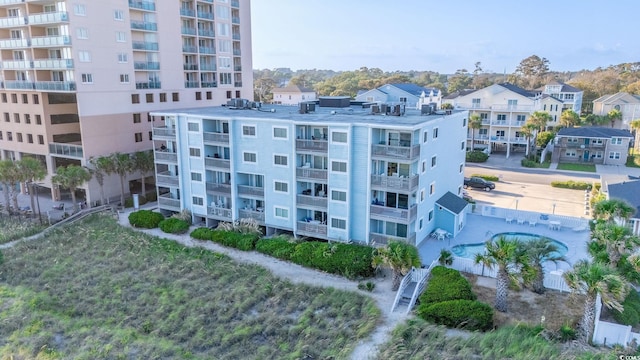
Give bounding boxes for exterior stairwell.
[390,261,437,315]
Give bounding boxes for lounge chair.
[516,218,525,225]
[528,219,537,227]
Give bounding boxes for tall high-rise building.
[0,0,253,205]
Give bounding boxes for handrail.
[390,269,413,313]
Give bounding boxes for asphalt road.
[464,165,598,218]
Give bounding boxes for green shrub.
[417,299,494,331]
[205,230,259,251]
[159,218,190,234]
[0,250,3,266]
[558,323,577,342]
[190,227,214,240]
[550,180,591,190]
[521,158,538,168]
[613,291,640,326]
[128,210,164,228]
[358,281,375,292]
[470,174,499,182]
[256,236,298,260]
[466,150,489,163]
[419,266,476,305]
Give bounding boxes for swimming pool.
[451,232,569,259]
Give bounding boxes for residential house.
[536,80,584,114]
[151,99,469,246]
[552,127,632,165]
[272,84,317,105]
[355,83,442,110]
[606,180,640,236]
[592,92,640,129]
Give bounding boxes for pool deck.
[418,213,591,272]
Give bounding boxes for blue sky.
[250,0,639,74]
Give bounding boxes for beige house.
[592,92,640,129]
[272,84,316,105]
[0,0,253,205]
[552,127,632,165]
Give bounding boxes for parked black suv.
[463,177,495,191]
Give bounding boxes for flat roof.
[151,104,465,127]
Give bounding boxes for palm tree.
[16,157,47,217]
[564,260,629,343]
[526,111,553,156]
[560,109,580,128]
[0,160,18,214]
[51,165,92,213]
[110,152,134,207]
[519,123,536,158]
[520,238,566,294]
[132,150,155,198]
[590,222,640,268]
[372,241,421,291]
[630,119,640,154]
[593,199,635,224]
[474,236,527,312]
[88,156,112,206]
[608,109,622,128]
[468,113,483,151]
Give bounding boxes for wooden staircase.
[390,261,437,315]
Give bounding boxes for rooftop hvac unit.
[392,104,402,116]
[371,104,380,114]
[381,104,389,114]
[421,104,431,115]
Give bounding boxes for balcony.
[130,20,157,31]
[152,127,176,139]
[234,65,242,71]
[154,151,177,163]
[4,80,34,90]
[208,206,232,220]
[296,194,327,208]
[239,209,264,223]
[28,11,68,25]
[491,104,535,112]
[199,46,215,54]
[158,194,180,211]
[206,182,231,195]
[183,63,198,71]
[371,144,420,160]
[491,120,507,126]
[32,59,74,69]
[296,167,327,181]
[0,38,29,47]
[132,41,159,51]
[234,81,242,87]
[49,142,83,159]
[129,0,156,11]
[231,0,239,7]
[31,35,71,47]
[35,81,75,91]
[233,49,241,56]
[1,60,31,69]
[200,64,216,71]
[198,28,215,37]
[205,157,230,170]
[181,26,196,35]
[369,204,417,224]
[203,131,229,144]
[180,8,195,17]
[197,11,214,19]
[201,81,217,88]
[0,16,26,28]
[232,33,240,40]
[232,17,240,24]
[0,0,26,5]
[296,139,328,153]
[370,174,419,192]
[157,171,179,187]
[135,81,161,89]
[237,185,264,197]
[185,81,200,88]
[369,232,416,246]
[297,221,327,237]
[134,61,160,70]
[182,45,197,53]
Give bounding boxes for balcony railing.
[180,8,195,17]
[183,63,198,71]
[237,185,264,197]
[200,64,216,71]
[185,81,200,88]
[297,194,327,208]
[32,59,74,69]
[205,157,230,170]
[182,45,197,53]
[296,139,328,152]
[0,16,27,28]
[203,132,229,144]
[152,127,176,138]
[31,35,71,47]
[135,81,161,89]
[233,49,241,56]
[1,60,31,69]
[199,46,215,54]
[297,221,327,237]
[181,26,196,35]
[208,206,232,219]
[35,81,76,91]
[370,174,419,192]
[130,20,157,31]
[296,167,327,181]
[28,11,68,25]
[239,209,264,222]
[371,144,420,160]
[4,80,34,90]
[49,142,83,159]
[370,204,417,224]
[491,104,535,111]
[157,171,179,187]
[234,65,242,71]
[231,0,239,7]
[132,41,159,51]
[232,33,241,40]
[232,16,240,24]
[134,61,160,70]
[206,182,231,195]
[159,194,180,210]
[0,0,26,5]
[129,0,156,11]
[201,81,217,88]
[0,38,29,47]
[369,232,416,246]
[198,28,215,37]
[155,151,177,163]
[197,11,214,19]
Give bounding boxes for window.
[160,93,167,102]
[273,127,287,139]
[117,53,128,63]
[1,94,6,103]
[78,51,91,62]
[172,92,179,102]
[463,117,467,127]
[24,114,30,124]
[35,115,42,125]
[331,161,347,172]
[420,189,425,202]
[0,132,3,140]
[226,91,232,99]
[418,218,424,230]
[428,209,434,221]
[332,132,347,143]
[7,132,12,141]
[38,135,44,144]
[189,147,201,157]
[148,131,152,140]
[133,113,141,123]
[421,160,426,173]
[507,99,518,108]
[609,152,621,160]
[471,98,481,107]
[73,4,86,15]
[242,125,256,136]
[497,114,506,121]
[431,155,437,167]
[3,113,8,122]
[11,94,17,103]
[331,218,346,230]
[192,196,203,206]
[187,122,199,131]
[146,93,153,103]
[611,137,623,145]
[16,133,22,142]
[243,152,256,163]
[461,141,465,150]
[13,113,19,123]
[116,31,126,42]
[195,92,202,101]
[81,73,93,84]
[21,94,28,104]
[32,94,39,104]
[433,127,438,139]
[134,132,142,142]
[191,172,202,182]
[219,72,232,85]
[274,181,288,193]
[275,207,289,219]
[114,10,124,20]
[564,150,577,157]
[274,155,288,166]
[516,115,526,122]
[430,182,435,195]
[131,94,139,104]
[459,163,464,173]
[331,190,346,202]
[120,74,129,83]
[206,91,212,100]
[76,27,88,39]
[399,97,407,103]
